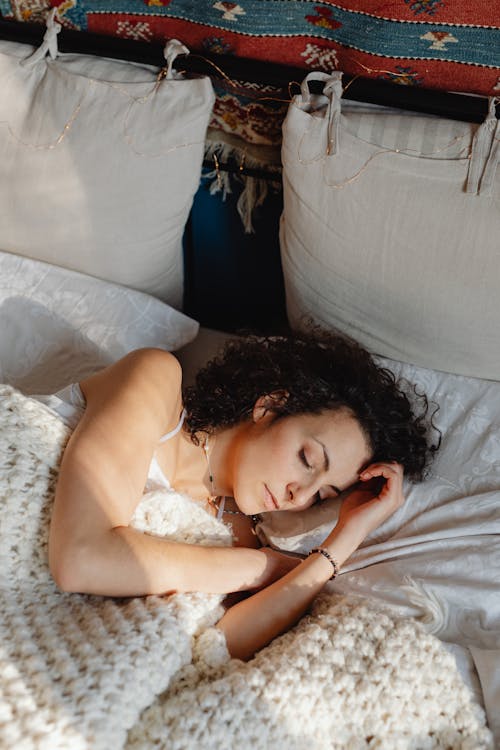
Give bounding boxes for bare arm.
[49,349,285,596]
[218,463,405,660]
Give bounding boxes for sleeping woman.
[47,329,436,661]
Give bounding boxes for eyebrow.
[314,438,342,495]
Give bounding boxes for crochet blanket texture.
[0,386,492,750]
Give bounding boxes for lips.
[264,484,279,511]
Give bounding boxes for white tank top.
[35,383,185,491]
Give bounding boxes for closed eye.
[299,448,312,469]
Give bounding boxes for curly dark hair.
[183,328,440,481]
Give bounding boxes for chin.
[232,493,260,517]
[238,503,257,517]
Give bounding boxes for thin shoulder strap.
[158,408,187,443]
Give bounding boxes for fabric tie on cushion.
[299,71,343,158]
[20,8,61,68]
[478,114,499,197]
[466,97,498,195]
[163,39,190,80]
[323,72,343,156]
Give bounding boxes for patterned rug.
[1,0,498,147]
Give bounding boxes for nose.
[286,481,316,509]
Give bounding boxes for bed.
[0,4,499,749]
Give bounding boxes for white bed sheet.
[1,255,498,743]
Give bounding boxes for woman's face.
[229,403,372,516]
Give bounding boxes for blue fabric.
[183,178,286,333]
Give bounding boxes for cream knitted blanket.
[0,386,493,750]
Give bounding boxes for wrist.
[323,525,361,567]
[307,547,339,580]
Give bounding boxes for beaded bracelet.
[308,547,339,580]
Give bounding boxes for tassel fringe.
[204,142,281,233]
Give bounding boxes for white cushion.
[280,73,500,379]
[0,39,215,308]
[0,249,198,394]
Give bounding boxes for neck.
[167,430,213,501]
[168,421,248,507]
[202,421,246,499]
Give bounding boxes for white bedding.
[0,385,491,749]
[0,250,499,745]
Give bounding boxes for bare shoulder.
[103,347,181,382]
[80,348,183,436]
[82,348,181,395]
[124,347,182,374]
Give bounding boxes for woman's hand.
[325,461,405,555]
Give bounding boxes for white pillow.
[0,34,214,308]
[280,72,500,379]
[0,249,199,394]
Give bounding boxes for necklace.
[202,435,242,517]
[202,434,217,500]
[202,435,260,523]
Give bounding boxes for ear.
[252,390,289,422]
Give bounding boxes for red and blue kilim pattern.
[1,1,499,144]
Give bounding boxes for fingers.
[359,461,404,508]
[359,461,403,482]
[334,462,406,546]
